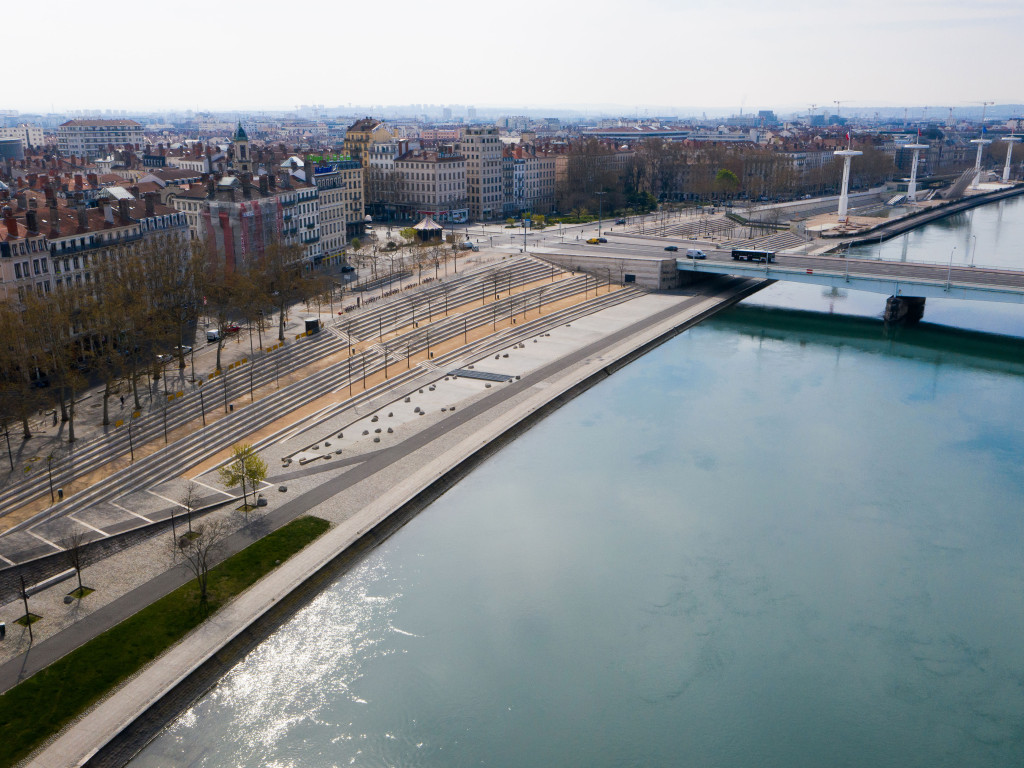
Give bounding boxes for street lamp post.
[946,246,957,291]
[596,192,606,238]
[46,452,56,503]
[971,235,978,267]
[3,422,12,471]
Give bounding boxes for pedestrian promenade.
[14,276,766,768]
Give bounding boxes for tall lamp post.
[946,246,957,291]
[595,191,606,238]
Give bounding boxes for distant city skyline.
[7,0,1022,115]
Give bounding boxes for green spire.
[233,122,248,142]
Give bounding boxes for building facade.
[461,126,502,220]
[304,154,363,265]
[1,183,187,302]
[343,118,394,168]
[393,149,467,224]
[502,146,556,217]
[0,125,44,150]
[57,119,144,159]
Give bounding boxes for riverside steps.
[6,274,765,768]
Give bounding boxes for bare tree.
[175,518,228,603]
[59,528,90,596]
[179,480,199,537]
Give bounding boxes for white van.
[685,249,707,260]
[206,328,220,342]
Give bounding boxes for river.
[129,206,1024,768]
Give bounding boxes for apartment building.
[57,119,144,159]
[461,126,502,220]
[393,148,467,224]
[343,118,394,168]
[0,125,44,150]
[303,154,364,265]
[502,146,556,217]
[0,182,187,302]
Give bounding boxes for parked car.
[225,323,240,334]
[664,245,679,252]
[206,328,220,342]
[341,265,356,273]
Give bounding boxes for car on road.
[615,218,627,225]
[156,345,193,363]
[597,237,607,243]
[686,249,707,260]
[341,265,355,273]
[664,245,679,252]
[586,238,600,244]
[225,324,240,334]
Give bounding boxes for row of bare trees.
[556,138,902,215]
[0,234,327,447]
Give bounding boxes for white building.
[57,119,144,159]
[0,124,44,150]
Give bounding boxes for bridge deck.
[678,251,1024,303]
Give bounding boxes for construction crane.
[806,103,818,125]
[833,100,849,120]
[972,100,995,128]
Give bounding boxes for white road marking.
[110,501,153,523]
[145,489,187,508]
[188,478,235,499]
[28,530,61,552]
[68,515,107,535]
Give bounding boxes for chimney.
[201,172,209,185]
[100,198,114,227]
[27,173,37,189]
[87,172,98,188]
[206,177,215,199]
[49,198,60,237]
[242,172,251,198]
[25,209,38,235]
[145,192,155,216]
[128,185,140,198]
[304,157,314,182]
[74,173,83,189]
[118,198,130,223]
[268,173,276,189]
[259,174,269,196]
[28,196,38,210]
[14,191,27,211]
[2,206,17,236]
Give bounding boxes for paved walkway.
[11,277,765,767]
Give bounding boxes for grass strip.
[0,515,330,768]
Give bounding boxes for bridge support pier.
[884,295,926,325]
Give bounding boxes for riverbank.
[17,277,766,768]
[831,183,1024,248]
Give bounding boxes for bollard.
[229,404,234,412]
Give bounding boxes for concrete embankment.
[836,184,1024,248]
[26,277,766,768]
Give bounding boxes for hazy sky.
[7,0,1021,115]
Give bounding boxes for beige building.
[461,126,503,220]
[393,148,467,223]
[302,154,364,265]
[343,118,394,168]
